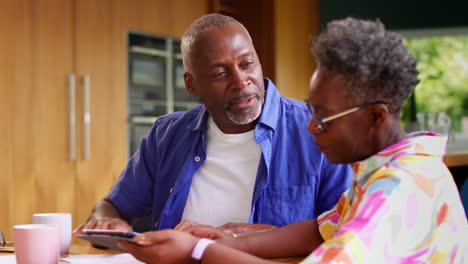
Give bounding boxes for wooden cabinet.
[273,0,319,100]
[0,0,207,239]
[0,0,78,239]
[73,0,129,228]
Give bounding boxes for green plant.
[403,35,468,132]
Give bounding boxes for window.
[401,30,468,135]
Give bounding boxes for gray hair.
[181,14,250,73]
[310,17,419,113]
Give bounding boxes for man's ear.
[368,103,390,128]
[184,72,198,97]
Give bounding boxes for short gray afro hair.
[310,17,419,112]
[181,14,249,72]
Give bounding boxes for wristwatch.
[191,238,216,264]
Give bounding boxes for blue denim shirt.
[109,78,352,230]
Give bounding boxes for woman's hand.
[119,229,199,264]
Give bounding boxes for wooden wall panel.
[0,0,75,239]
[113,0,207,38]
[0,0,15,242]
[73,0,128,228]
[113,0,169,37]
[169,0,209,38]
[274,0,320,100]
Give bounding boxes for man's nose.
[231,68,250,90]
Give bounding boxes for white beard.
[226,98,263,125]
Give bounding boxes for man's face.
[307,67,369,164]
[184,23,265,133]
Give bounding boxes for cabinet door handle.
[83,75,91,160]
[68,73,76,161]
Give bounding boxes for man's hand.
[73,197,134,236]
[119,230,199,264]
[176,220,229,240]
[184,225,233,240]
[72,218,132,236]
[174,219,202,231]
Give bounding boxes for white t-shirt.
[181,116,261,227]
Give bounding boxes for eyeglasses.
[0,231,5,247]
[304,98,386,133]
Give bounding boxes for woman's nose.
[307,118,321,135]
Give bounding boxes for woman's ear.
[369,103,390,128]
[184,72,198,97]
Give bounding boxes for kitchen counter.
[444,133,468,168]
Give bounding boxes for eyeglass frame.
[0,231,5,247]
[304,98,387,133]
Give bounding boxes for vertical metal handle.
[83,75,91,160]
[68,74,76,161]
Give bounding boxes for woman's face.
[307,67,373,164]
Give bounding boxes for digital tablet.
[77,229,141,252]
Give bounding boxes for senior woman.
[120,18,467,263]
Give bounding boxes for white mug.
[32,213,72,254]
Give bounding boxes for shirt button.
[194,156,201,162]
[169,188,174,194]
[154,221,158,228]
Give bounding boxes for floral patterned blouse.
[301,132,467,263]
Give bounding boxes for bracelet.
[191,238,216,263]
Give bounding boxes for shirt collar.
[187,78,280,132]
[187,105,208,132]
[352,131,448,182]
[257,78,280,131]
